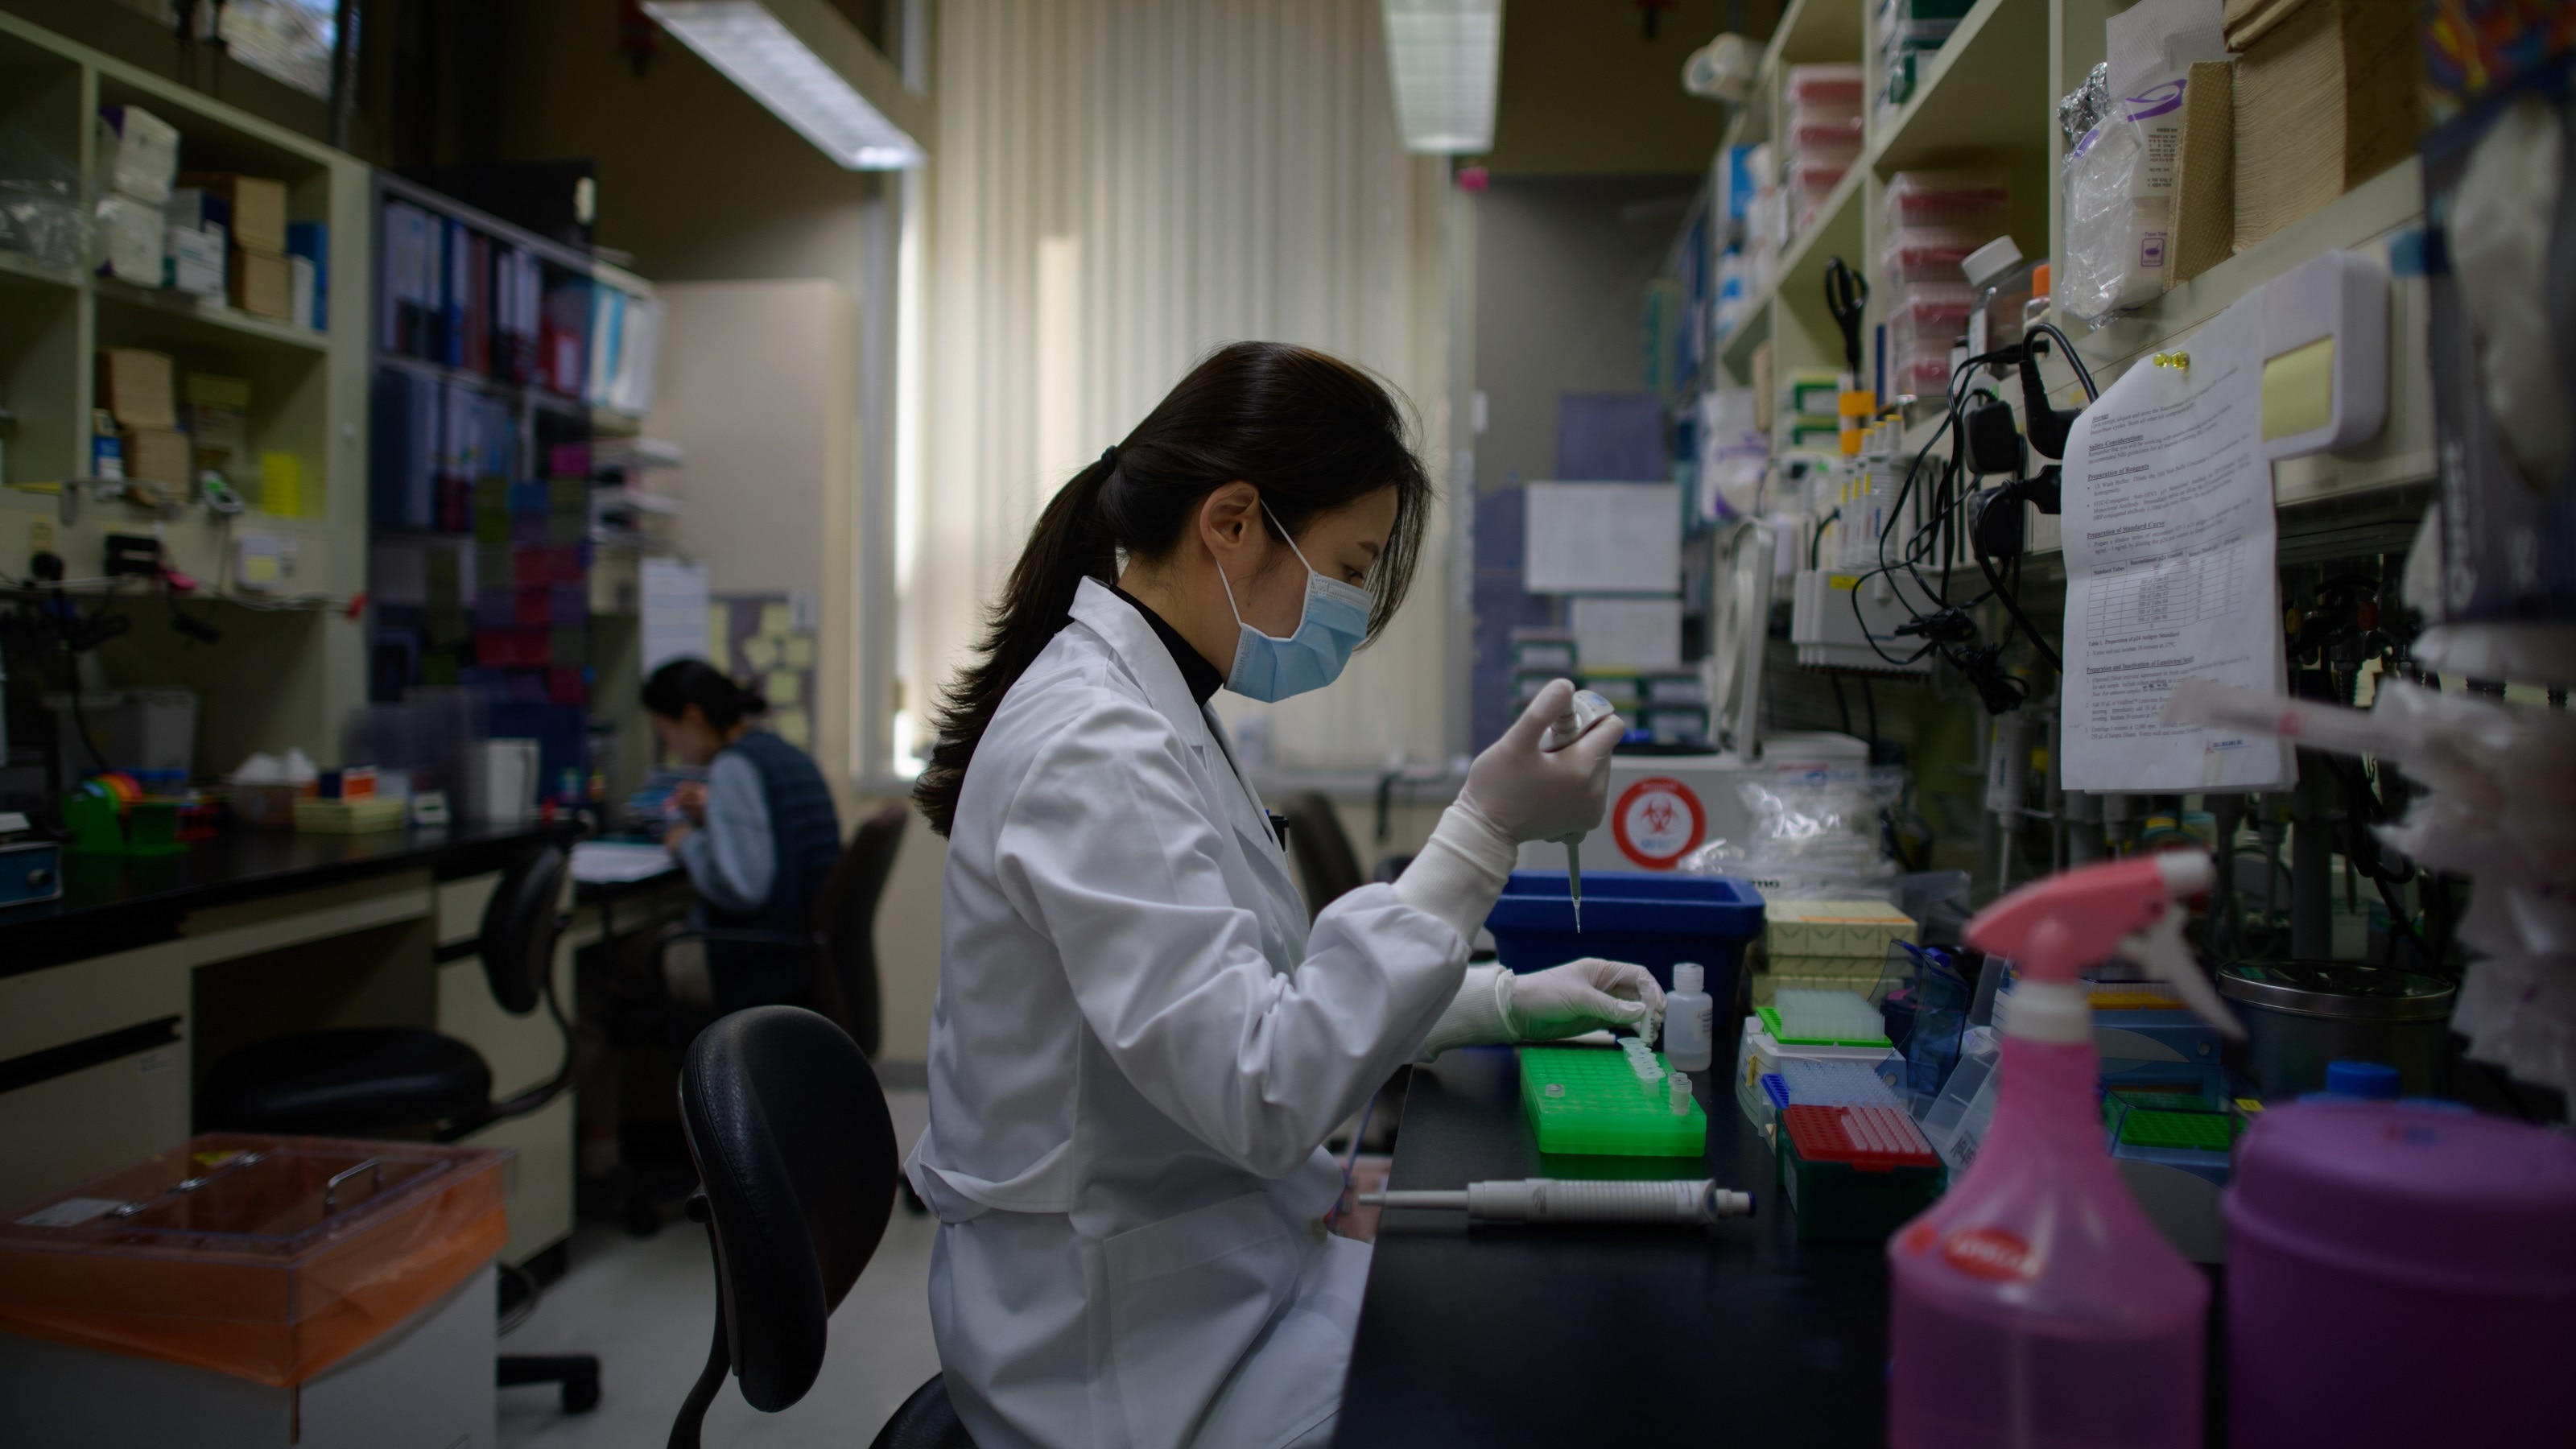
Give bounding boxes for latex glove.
[1392,680,1624,947]
[1458,678,1622,844]
[1505,958,1666,1042]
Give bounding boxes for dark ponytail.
[914,340,1431,836]
[643,658,769,731]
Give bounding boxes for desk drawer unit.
[0,957,191,1212]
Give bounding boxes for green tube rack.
[1517,1046,1708,1158]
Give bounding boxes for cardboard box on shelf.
[2226,0,2422,251]
[97,349,176,429]
[230,247,292,321]
[96,105,179,204]
[1765,897,1921,959]
[95,192,164,284]
[176,173,288,254]
[2166,61,2235,288]
[120,425,192,486]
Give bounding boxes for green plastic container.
[1776,1103,1945,1241]
[1518,1046,1707,1158]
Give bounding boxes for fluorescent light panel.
[643,1,923,169]
[1381,0,1501,155]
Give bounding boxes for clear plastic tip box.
[0,1133,507,1386]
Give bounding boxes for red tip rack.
[1781,1104,1938,1172]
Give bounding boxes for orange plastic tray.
[0,1133,506,1386]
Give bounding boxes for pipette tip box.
[1777,1104,1944,1241]
[1519,1045,1708,1158]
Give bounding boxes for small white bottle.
[1664,961,1715,1072]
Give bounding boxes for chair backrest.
[679,1005,899,1414]
[1280,791,1363,923]
[807,802,909,1055]
[480,843,569,1016]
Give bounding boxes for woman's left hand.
[1506,957,1666,1042]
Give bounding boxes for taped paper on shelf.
[2059,293,2293,791]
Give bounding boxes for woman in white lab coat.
[907,341,1657,1449]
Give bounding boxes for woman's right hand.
[1457,678,1622,844]
[670,779,709,825]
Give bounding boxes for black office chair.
[204,843,601,1414]
[649,801,910,1051]
[670,1005,972,1449]
[1281,790,1364,923]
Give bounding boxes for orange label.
[1942,1226,2041,1282]
[1900,1221,1937,1255]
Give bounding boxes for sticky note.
[706,603,731,667]
[258,452,301,516]
[765,670,803,705]
[742,634,780,671]
[759,603,792,638]
[782,633,815,669]
[243,552,281,585]
[774,707,811,748]
[2260,336,2334,442]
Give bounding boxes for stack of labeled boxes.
[1880,170,2008,399]
[1781,65,1864,241]
[93,348,185,493]
[93,105,179,287]
[1752,896,1920,1005]
[182,172,291,323]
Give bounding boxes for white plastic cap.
[1674,962,1704,993]
[1961,235,2024,290]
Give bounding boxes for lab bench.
[0,821,601,1267]
[1340,1018,2231,1447]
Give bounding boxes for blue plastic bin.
[1484,870,1766,998]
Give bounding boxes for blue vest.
[704,731,843,1009]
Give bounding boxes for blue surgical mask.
[1217,507,1373,702]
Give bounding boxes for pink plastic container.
[1785,63,1867,114]
[2227,1100,2576,1447]
[1887,1038,2207,1448]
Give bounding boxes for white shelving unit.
[0,10,374,772]
[1713,0,2434,554]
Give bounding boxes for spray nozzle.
[1966,852,2241,1039]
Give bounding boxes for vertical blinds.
[918,0,1456,771]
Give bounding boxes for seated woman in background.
[643,657,844,1007]
[579,660,843,1191]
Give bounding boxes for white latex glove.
[1506,957,1666,1042]
[1415,959,1668,1059]
[1459,678,1622,844]
[1392,680,1621,952]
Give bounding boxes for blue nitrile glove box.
[1485,870,1765,996]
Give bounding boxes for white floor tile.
[498,1090,940,1447]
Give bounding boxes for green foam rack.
[2116,1107,2241,1152]
[1518,1046,1708,1158]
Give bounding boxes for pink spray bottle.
[1887,852,2236,1448]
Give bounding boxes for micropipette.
[1361,1177,1755,1226]
[1542,689,1617,932]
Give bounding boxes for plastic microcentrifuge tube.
[1670,1071,1692,1114]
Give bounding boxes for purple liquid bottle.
[1887,855,2222,1448]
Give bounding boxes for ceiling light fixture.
[642,0,924,169]
[1380,0,1504,155]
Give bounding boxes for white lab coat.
[906,578,1471,1449]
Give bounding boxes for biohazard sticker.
[1609,776,1704,869]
